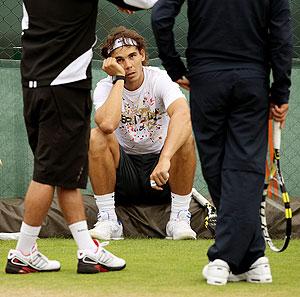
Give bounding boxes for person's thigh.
[115,149,171,205]
[223,70,269,174]
[189,72,231,178]
[24,85,92,189]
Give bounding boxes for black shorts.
[23,85,92,189]
[115,148,171,206]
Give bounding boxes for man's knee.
[89,128,110,157]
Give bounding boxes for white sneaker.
[77,240,126,273]
[89,211,123,240]
[166,210,196,240]
[246,257,272,283]
[202,259,230,285]
[228,257,272,283]
[5,245,61,274]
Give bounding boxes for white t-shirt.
[93,66,185,155]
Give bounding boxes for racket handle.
[273,121,281,150]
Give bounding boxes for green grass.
[0,239,299,297]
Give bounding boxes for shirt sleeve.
[269,0,293,104]
[151,0,187,82]
[155,70,186,110]
[92,78,112,111]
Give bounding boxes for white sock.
[16,222,41,255]
[170,192,192,220]
[95,193,117,221]
[69,220,96,252]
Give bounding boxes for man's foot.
[77,240,126,274]
[228,257,272,283]
[166,210,196,240]
[5,245,61,274]
[202,259,230,285]
[89,211,123,240]
[203,256,272,285]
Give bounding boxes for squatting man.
[88,26,197,240]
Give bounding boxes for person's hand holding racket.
[150,157,170,190]
[270,103,289,128]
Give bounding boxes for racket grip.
[273,121,281,150]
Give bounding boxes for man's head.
[102,26,148,89]
[101,26,148,65]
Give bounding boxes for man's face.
[111,45,145,90]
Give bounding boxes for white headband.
[108,37,138,55]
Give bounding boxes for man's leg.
[5,181,61,274]
[88,128,123,240]
[58,187,126,273]
[165,134,197,239]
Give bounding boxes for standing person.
[5,0,126,274]
[88,26,197,240]
[152,0,292,285]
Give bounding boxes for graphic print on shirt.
[119,91,166,149]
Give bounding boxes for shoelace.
[28,249,48,269]
[96,242,115,264]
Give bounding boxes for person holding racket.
[5,0,126,275]
[89,26,197,241]
[152,0,292,285]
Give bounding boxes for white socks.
[95,193,118,221]
[170,192,192,220]
[16,222,41,255]
[69,220,96,252]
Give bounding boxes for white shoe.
[89,211,123,240]
[202,259,229,285]
[246,257,272,283]
[5,245,61,274]
[77,240,126,273]
[228,257,272,283]
[166,210,196,240]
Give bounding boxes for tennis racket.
[260,120,292,252]
[192,188,217,236]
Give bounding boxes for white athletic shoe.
[89,211,123,240]
[203,256,272,285]
[166,210,196,240]
[202,259,230,285]
[77,240,126,273]
[228,257,272,283]
[5,245,61,274]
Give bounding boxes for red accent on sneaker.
[95,264,109,273]
[21,266,37,273]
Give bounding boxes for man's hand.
[102,57,125,77]
[270,103,289,128]
[150,157,171,191]
[176,76,190,91]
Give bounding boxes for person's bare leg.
[169,134,196,194]
[58,187,95,251]
[88,128,122,240]
[58,187,126,273]
[16,180,54,254]
[23,180,54,226]
[88,127,120,194]
[166,134,197,240]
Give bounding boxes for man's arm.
[94,58,125,134]
[151,0,186,81]
[150,98,192,190]
[269,0,293,106]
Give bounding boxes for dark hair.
[101,26,148,65]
